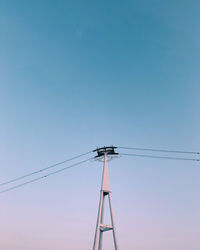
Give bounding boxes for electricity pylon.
[93,146,119,250]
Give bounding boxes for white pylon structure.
[93,146,119,250]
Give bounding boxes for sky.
[0,0,200,249]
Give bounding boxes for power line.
[119,153,200,161]
[0,150,92,187]
[1,146,199,195]
[0,157,93,195]
[118,146,200,155]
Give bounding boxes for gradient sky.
[1,0,200,249]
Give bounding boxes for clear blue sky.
[1,1,200,249]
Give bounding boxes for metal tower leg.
[93,152,119,250]
[98,193,105,250]
[108,192,118,249]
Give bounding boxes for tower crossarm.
[93,146,118,158]
[100,224,113,232]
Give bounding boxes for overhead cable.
[119,153,200,161]
[118,146,199,155]
[0,157,93,195]
[0,150,92,187]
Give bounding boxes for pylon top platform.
[93,146,118,158]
